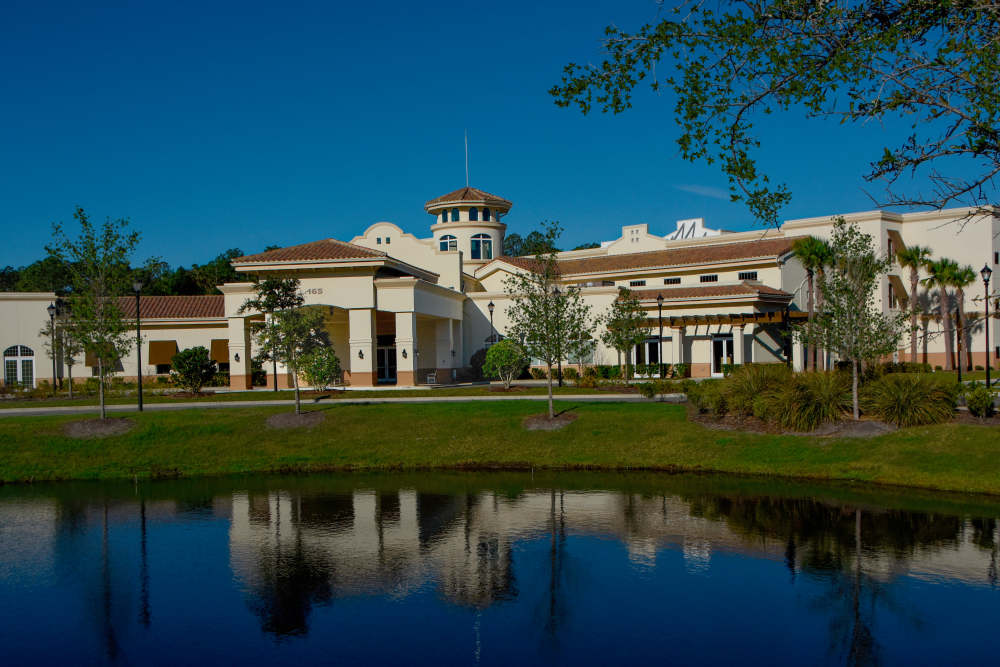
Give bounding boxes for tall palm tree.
[895,245,933,364]
[792,236,831,371]
[950,265,977,372]
[922,258,960,371]
[812,239,834,370]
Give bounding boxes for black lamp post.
[133,280,143,412]
[487,300,495,346]
[46,302,57,397]
[657,293,665,379]
[956,304,963,384]
[552,286,563,387]
[983,264,993,387]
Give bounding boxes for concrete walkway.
[0,393,686,418]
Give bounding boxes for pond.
[1,472,998,665]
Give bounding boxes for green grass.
[2,401,999,495]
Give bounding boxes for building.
[2,186,997,389]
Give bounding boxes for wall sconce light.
[401,349,408,359]
[450,349,455,357]
[234,353,240,362]
[358,349,364,359]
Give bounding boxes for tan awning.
[148,340,179,365]
[85,350,97,367]
[210,339,229,363]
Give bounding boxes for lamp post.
[133,280,143,412]
[956,305,963,384]
[487,300,495,347]
[983,264,993,387]
[657,293,665,379]
[552,286,563,388]
[46,302,57,397]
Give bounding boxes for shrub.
[934,365,943,371]
[578,366,599,388]
[975,365,985,371]
[170,346,217,394]
[529,367,546,380]
[861,373,957,427]
[769,372,851,432]
[672,363,690,378]
[608,365,622,380]
[721,363,741,377]
[637,382,657,399]
[482,340,528,390]
[686,380,726,415]
[965,383,995,420]
[723,364,792,419]
[299,346,342,390]
[469,348,489,379]
[563,367,580,383]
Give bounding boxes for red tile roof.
[629,282,791,301]
[116,295,225,319]
[233,239,385,264]
[425,186,512,209]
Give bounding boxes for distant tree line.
[503,225,599,257]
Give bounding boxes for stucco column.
[348,308,376,387]
[228,316,253,390]
[395,312,417,386]
[733,325,745,366]
[672,326,684,372]
[434,318,454,384]
[454,319,464,368]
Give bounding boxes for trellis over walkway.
[641,310,809,328]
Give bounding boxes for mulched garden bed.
[64,418,135,439]
[689,410,896,438]
[490,385,529,392]
[522,412,579,431]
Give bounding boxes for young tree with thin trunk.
[239,277,304,390]
[48,208,139,419]
[252,306,328,414]
[951,265,977,372]
[482,339,529,391]
[922,259,960,371]
[597,287,648,381]
[895,245,933,364]
[799,220,905,420]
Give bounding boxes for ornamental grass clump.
[723,364,792,419]
[860,373,957,427]
[768,371,851,432]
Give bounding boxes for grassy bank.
[2,401,1000,495]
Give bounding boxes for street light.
[983,264,993,387]
[133,280,144,412]
[657,293,665,379]
[552,286,563,387]
[46,302,57,397]
[487,300,495,346]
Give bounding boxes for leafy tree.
[572,242,601,251]
[49,208,139,419]
[551,1,1000,223]
[254,306,328,414]
[300,346,342,390]
[170,346,217,394]
[798,220,905,419]
[0,266,20,291]
[503,222,594,418]
[895,245,934,363]
[190,248,244,294]
[503,228,561,257]
[482,339,529,390]
[597,287,648,380]
[240,277,305,391]
[922,258,960,370]
[16,256,74,294]
[38,308,83,397]
[950,264,978,371]
[793,236,833,371]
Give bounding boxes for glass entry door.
[376,346,397,383]
[711,336,734,377]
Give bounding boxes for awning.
[148,340,179,365]
[210,339,229,363]
[85,350,97,367]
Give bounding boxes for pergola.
[641,310,808,328]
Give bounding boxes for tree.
[950,265,978,372]
[190,248,244,294]
[799,219,905,419]
[16,256,74,294]
[551,1,1000,224]
[49,208,139,419]
[572,242,601,250]
[251,305,328,414]
[482,339,529,390]
[922,258,960,371]
[503,228,561,257]
[896,245,934,364]
[38,309,83,396]
[170,346,217,394]
[503,223,593,419]
[792,236,833,371]
[300,346,342,390]
[0,266,19,291]
[239,277,305,391]
[597,287,648,380]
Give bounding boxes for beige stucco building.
[2,186,998,389]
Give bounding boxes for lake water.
[1,472,998,665]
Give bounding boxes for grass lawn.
[2,401,999,495]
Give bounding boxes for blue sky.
[0,0,984,267]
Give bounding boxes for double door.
[712,336,734,376]
[376,346,397,383]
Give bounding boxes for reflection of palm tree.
[139,499,151,628]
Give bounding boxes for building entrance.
[376,346,397,383]
[711,336,734,377]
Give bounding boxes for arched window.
[483,207,491,221]
[439,235,457,251]
[471,234,492,260]
[450,207,460,222]
[3,345,34,387]
[469,207,479,221]
[441,212,448,223]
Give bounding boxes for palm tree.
[922,258,959,371]
[793,236,831,371]
[895,245,933,364]
[950,265,977,372]
[813,239,834,370]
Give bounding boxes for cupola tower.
[424,187,511,266]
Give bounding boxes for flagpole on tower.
[465,129,469,187]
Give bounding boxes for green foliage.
[768,372,852,432]
[562,367,580,382]
[598,287,648,377]
[170,347,217,394]
[686,379,727,415]
[724,364,792,419]
[672,363,689,379]
[577,366,599,388]
[964,383,996,420]
[529,367,546,380]
[502,228,560,256]
[482,340,529,390]
[470,348,488,379]
[299,347,342,390]
[861,374,958,427]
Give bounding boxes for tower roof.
[424,186,512,212]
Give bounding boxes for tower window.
[376,237,382,245]
[439,235,457,251]
[738,271,757,281]
[700,274,719,283]
[441,212,448,223]
[663,277,680,285]
[469,207,479,221]
[451,207,460,222]
[629,280,646,287]
[483,207,491,221]
[471,234,492,260]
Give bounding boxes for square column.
[434,318,455,384]
[672,326,684,370]
[733,325,745,366]
[395,312,417,386]
[228,316,253,390]
[348,308,376,387]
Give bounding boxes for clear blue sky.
[0,0,984,268]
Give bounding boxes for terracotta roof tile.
[555,238,794,276]
[116,295,224,319]
[628,282,791,301]
[425,186,512,209]
[233,239,385,264]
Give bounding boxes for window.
[700,274,719,283]
[629,280,646,287]
[663,277,680,285]
[738,271,758,281]
[471,234,492,260]
[567,340,596,365]
[451,207,460,222]
[483,207,491,221]
[376,237,382,245]
[995,251,999,264]
[889,286,898,309]
[441,212,448,223]
[439,235,457,251]
[469,207,479,221]
[155,364,172,375]
[3,345,35,387]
